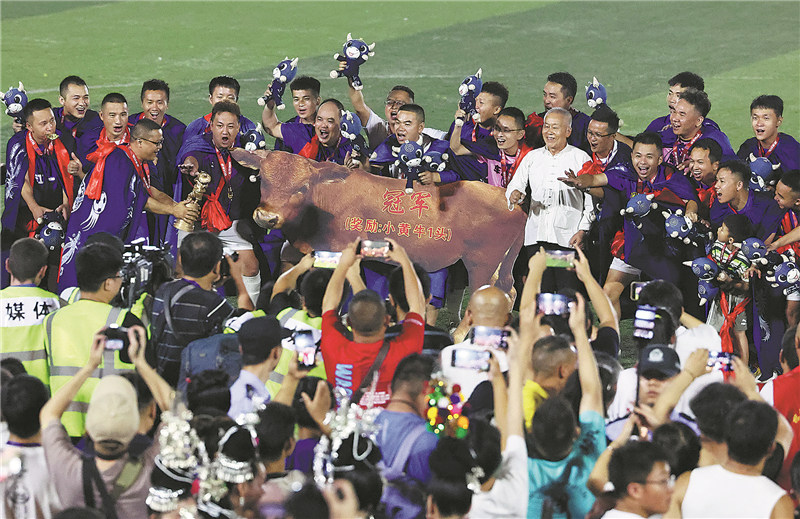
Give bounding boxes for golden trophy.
[173,172,211,231]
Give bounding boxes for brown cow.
[231,149,526,292]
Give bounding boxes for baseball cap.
[238,316,292,360]
[85,375,140,445]
[638,344,681,379]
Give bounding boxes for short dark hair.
[7,238,48,281]
[211,100,241,120]
[428,437,477,515]
[638,280,682,327]
[390,353,434,396]
[179,231,223,278]
[0,358,26,377]
[652,421,701,476]
[481,81,509,108]
[119,371,154,414]
[292,376,334,430]
[781,326,800,370]
[388,263,431,313]
[22,98,53,125]
[689,382,746,442]
[76,243,123,292]
[632,132,664,154]
[290,76,321,97]
[319,98,345,113]
[101,92,127,108]
[690,137,723,164]
[466,419,502,484]
[348,290,387,334]
[498,107,526,129]
[2,375,49,438]
[725,400,778,465]
[140,79,170,102]
[398,103,425,122]
[608,441,670,498]
[131,118,161,139]
[528,395,576,459]
[678,88,711,118]
[718,159,750,186]
[547,72,578,101]
[59,75,87,97]
[389,85,415,101]
[300,269,333,317]
[256,402,296,462]
[186,369,230,415]
[209,76,240,97]
[722,213,755,242]
[531,335,575,378]
[750,95,784,118]
[590,104,620,134]
[668,72,705,91]
[85,232,124,253]
[779,170,800,195]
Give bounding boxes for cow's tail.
[492,227,525,298]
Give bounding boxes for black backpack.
[177,333,242,395]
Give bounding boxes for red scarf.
[718,291,751,378]
[84,128,131,200]
[202,113,213,134]
[119,146,152,195]
[200,148,234,232]
[25,132,74,206]
[299,135,341,163]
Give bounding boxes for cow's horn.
[346,32,352,41]
[18,81,24,91]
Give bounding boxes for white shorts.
[177,219,254,252]
[788,291,800,302]
[610,257,642,277]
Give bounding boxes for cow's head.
[231,148,349,231]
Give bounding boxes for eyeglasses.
[587,131,614,139]
[138,137,164,147]
[385,99,406,108]
[637,475,676,488]
[493,126,524,134]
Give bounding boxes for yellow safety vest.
[43,299,135,437]
[268,308,326,397]
[0,285,61,389]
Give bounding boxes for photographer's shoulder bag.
[81,454,143,519]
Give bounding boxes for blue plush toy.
[340,110,368,160]
[747,153,781,192]
[585,77,607,109]
[37,211,66,251]
[684,257,720,281]
[330,33,375,91]
[662,208,713,248]
[257,57,299,110]
[741,237,768,265]
[696,279,720,306]
[395,141,424,194]
[3,82,27,125]
[242,127,266,152]
[765,251,800,295]
[620,193,659,230]
[458,68,483,122]
[422,148,449,173]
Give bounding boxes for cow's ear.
[231,148,266,170]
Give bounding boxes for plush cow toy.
[395,141,424,194]
[340,110,368,160]
[458,68,483,122]
[330,34,375,91]
[37,211,66,251]
[585,77,607,109]
[3,82,27,125]
[748,154,781,192]
[422,148,449,173]
[242,127,266,152]
[257,57,299,110]
[663,208,713,249]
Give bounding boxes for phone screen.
[632,306,657,340]
[451,348,491,372]
[470,326,509,350]
[293,331,317,368]
[545,250,575,268]
[360,240,391,258]
[630,281,648,301]
[536,293,572,316]
[707,351,734,372]
[313,251,342,269]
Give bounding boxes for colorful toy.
[257,57,299,110]
[242,127,266,152]
[3,82,27,125]
[395,141,424,194]
[422,148,449,173]
[37,211,66,251]
[425,376,468,439]
[329,33,375,91]
[748,153,781,191]
[458,68,483,122]
[585,77,607,109]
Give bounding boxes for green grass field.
[2,0,799,365]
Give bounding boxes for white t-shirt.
[364,108,445,149]
[439,340,509,398]
[468,435,529,519]
[601,509,647,518]
[1,443,62,519]
[681,464,786,518]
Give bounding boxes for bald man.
[439,286,512,397]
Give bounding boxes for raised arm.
[571,294,603,415]
[557,168,608,190]
[448,111,472,156]
[128,325,175,411]
[322,240,359,314]
[260,99,284,140]
[346,78,372,127]
[519,247,546,312]
[385,238,425,316]
[573,247,618,334]
[651,349,709,425]
[271,253,315,300]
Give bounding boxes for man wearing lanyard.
[178,101,262,306]
[76,93,132,174]
[484,107,532,188]
[663,88,735,172]
[737,95,800,173]
[58,119,197,292]
[52,75,101,141]
[182,75,258,141]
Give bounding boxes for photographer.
[151,231,252,387]
[42,243,146,438]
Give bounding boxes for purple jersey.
[662,127,736,169]
[370,135,458,183]
[53,106,101,141]
[58,147,151,290]
[274,115,304,152]
[280,122,354,165]
[444,119,498,182]
[737,133,800,173]
[708,189,786,241]
[183,113,257,142]
[648,115,721,149]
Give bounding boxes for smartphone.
[545,249,575,268]
[707,351,734,372]
[359,239,391,258]
[102,324,129,350]
[451,348,491,372]
[536,293,572,316]
[632,305,657,340]
[630,281,648,302]
[470,326,510,350]
[293,330,318,368]
[313,251,342,269]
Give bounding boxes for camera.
[118,238,174,308]
[633,305,658,340]
[218,249,240,279]
[102,324,129,350]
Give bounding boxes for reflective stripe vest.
[0,285,62,388]
[268,308,326,397]
[43,299,135,436]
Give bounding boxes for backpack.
[177,333,242,395]
[379,423,428,519]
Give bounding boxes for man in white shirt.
[603,441,674,518]
[506,107,593,291]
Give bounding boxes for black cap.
[238,316,292,359]
[639,344,681,378]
